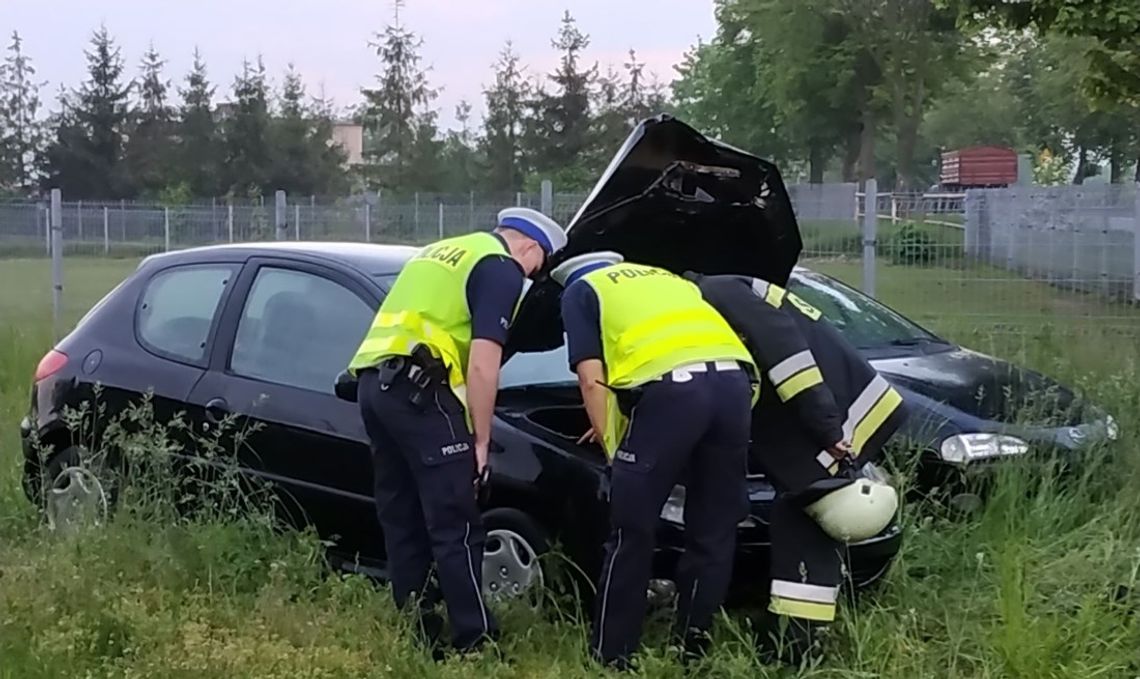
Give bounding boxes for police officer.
[683,270,906,665]
[548,251,759,669]
[345,208,567,656]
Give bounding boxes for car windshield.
[501,346,578,389]
[787,270,946,349]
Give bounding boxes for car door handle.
[204,398,229,424]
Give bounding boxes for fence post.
[227,204,234,242]
[862,178,878,297]
[515,191,522,207]
[414,192,420,231]
[50,188,63,340]
[77,200,84,242]
[1133,184,1140,302]
[275,190,287,241]
[164,207,171,251]
[294,204,301,240]
[469,190,475,231]
[438,201,444,239]
[102,206,109,255]
[365,202,372,242]
[42,202,50,256]
[541,180,553,216]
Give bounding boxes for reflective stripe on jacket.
[688,272,906,484]
[346,232,514,425]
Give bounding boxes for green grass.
[2,256,1140,677]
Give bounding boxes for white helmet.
[804,478,898,543]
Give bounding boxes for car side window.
[137,265,236,364]
[230,266,374,394]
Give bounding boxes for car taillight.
[34,349,68,382]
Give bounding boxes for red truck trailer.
[939,146,1018,189]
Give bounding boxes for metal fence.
[2,182,1139,346]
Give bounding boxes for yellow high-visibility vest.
[580,263,758,457]
[347,231,517,427]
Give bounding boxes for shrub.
[887,223,940,266]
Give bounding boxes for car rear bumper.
[19,415,41,504]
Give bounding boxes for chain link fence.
[2,183,1139,345]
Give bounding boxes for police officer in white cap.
[345,207,567,657]
[549,251,759,669]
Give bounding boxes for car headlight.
[860,461,891,483]
[660,485,686,525]
[659,484,756,528]
[1105,415,1119,442]
[940,433,1029,464]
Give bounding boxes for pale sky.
[1,1,716,129]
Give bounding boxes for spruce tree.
[125,42,174,197]
[176,48,221,196]
[480,41,531,192]
[42,25,131,198]
[360,0,439,190]
[0,31,47,195]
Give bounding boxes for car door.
[109,261,242,432]
[186,257,384,562]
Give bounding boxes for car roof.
[142,242,816,278]
[141,241,420,274]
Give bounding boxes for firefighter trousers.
[756,493,844,664]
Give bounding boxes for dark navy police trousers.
[591,362,753,665]
[357,368,497,651]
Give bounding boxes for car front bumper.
[653,517,903,594]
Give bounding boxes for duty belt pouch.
[375,356,406,391]
[406,344,446,409]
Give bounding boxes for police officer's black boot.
[754,611,825,667]
[404,583,447,662]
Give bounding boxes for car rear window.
[136,264,236,364]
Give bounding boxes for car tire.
[41,445,119,533]
[481,508,551,606]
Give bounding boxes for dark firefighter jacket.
[684,271,908,493]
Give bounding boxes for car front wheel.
[481,508,550,606]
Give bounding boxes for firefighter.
[344,208,567,657]
[549,251,759,669]
[683,270,906,666]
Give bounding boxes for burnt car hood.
[506,114,803,355]
[871,347,1088,427]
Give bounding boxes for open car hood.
[506,114,803,356]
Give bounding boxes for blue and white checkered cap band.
[499,216,553,253]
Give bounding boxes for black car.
[17,239,902,600]
[21,117,907,605]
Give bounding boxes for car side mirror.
[334,370,359,403]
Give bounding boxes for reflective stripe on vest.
[581,263,757,458]
[346,231,513,425]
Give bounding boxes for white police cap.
[497,207,567,255]
[550,251,624,288]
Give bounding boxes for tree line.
[0,8,666,201]
[1,0,1138,201]
[673,0,1140,190]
